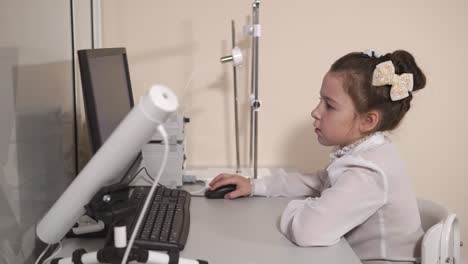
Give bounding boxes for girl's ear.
[360,110,380,134]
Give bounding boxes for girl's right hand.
[208,173,252,199]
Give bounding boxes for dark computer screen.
[78,47,139,183]
[78,48,134,153]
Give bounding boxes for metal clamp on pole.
[244,24,262,37]
[220,47,243,67]
[249,94,262,112]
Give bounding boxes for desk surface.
[61,196,361,264]
[185,196,361,264]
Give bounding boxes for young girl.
[209,50,426,264]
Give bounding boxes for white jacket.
[253,133,424,263]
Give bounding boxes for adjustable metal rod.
[220,21,242,174]
[249,0,260,179]
[231,20,241,174]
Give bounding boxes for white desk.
[184,197,361,263]
[59,196,361,264]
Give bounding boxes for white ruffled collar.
[329,132,388,160]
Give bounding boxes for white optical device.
[36,84,178,244]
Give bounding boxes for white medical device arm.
[36,84,178,244]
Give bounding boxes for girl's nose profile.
[311,108,319,119]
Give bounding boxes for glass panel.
[0,1,88,262]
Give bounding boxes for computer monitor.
[78,47,139,182]
[78,47,135,152]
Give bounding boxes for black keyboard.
[128,186,191,251]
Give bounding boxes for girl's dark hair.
[330,50,426,132]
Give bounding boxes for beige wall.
[102,0,468,260]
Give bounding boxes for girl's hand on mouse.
[209,174,252,199]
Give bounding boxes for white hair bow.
[372,61,414,101]
[363,49,382,58]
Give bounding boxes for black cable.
[128,166,145,182]
[141,167,154,181]
[130,166,168,189]
[143,167,168,188]
[70,0,78,176]
[90,0,94,49]
[119,153,143,184]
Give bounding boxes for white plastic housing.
[231,47,243,67]
[36,84,178,244]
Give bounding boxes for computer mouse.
[204,184,237,199]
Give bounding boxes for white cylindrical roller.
[114,225,127,248]
[147,251,169,264]
[52,252,98,264]
[81,252,99,264]
[54,257,72,264]
[36,84,178,244]
[146,251,200,264]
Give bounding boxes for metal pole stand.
[246,0,261,179]
[220,20,244,174]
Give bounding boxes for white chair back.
[418,198,461,264]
